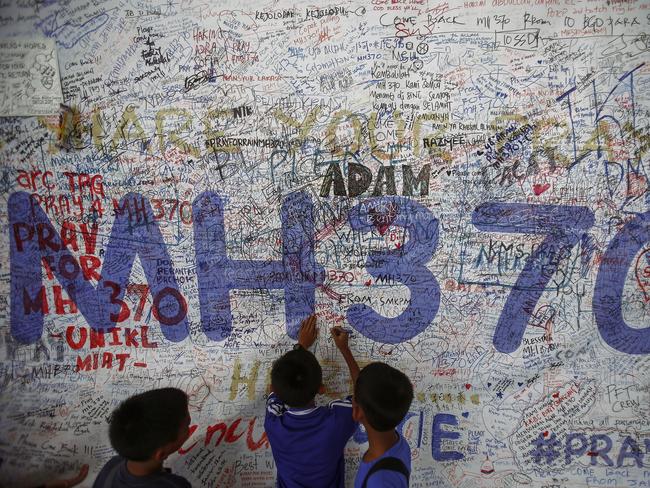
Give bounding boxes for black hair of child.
[109,387,189,461]
[355,362,413,432]
[271,348,323,408]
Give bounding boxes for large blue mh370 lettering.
[9,190,326,344]
[7,191,650,354]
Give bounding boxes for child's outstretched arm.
[330,327,360,384]
[32,464,89,488]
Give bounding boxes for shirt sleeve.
[92,456,122,488]
[176,475,193,488]
[266,391,286,417]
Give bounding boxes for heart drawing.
[368,202,399,235]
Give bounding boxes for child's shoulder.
[327,395,353,410]
[390,432,412,460]
[265,393,354,418]
[265,391,287,417]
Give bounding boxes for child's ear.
[153,446,168,462]
[318,384,326,394]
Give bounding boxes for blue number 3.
[347,197,440,344]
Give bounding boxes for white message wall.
[0,0,649,486]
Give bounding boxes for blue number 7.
[472,203,595,353]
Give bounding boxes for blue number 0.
[594,210,650,354]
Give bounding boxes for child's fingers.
[54,464,89,488]
[78,464,90,477]
[307,315,316,332]
[330,326,347,338]
[306,314,316,329]
[72,464,89,483]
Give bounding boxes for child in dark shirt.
[93,388,192,488]
[265,315,360,488]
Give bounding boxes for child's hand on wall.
[330,327,350,351]
[297,314,318,349]
[331,327,359,383]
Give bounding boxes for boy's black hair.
[271,348,322,408]
[354,362,413,432]
[109,387,188,461]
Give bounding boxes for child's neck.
[292,399,316,409]
[126,458,164,477]
[363,428,399,462]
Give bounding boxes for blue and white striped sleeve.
[328,395,353,409]
[266,391,286,417]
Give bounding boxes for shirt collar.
[287,406,319,415]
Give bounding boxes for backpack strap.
[361,456,410,488]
